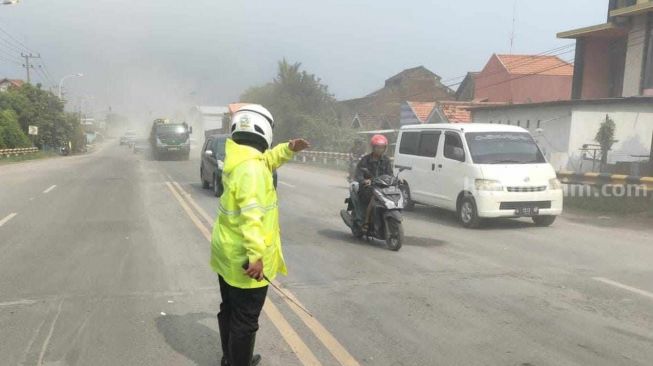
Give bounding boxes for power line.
[21,53,40,83]
[0,22,35,54]
[440,43,575,85]
[444,47,576,89]
[473,57,576,93]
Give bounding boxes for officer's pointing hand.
[289,139,310,152]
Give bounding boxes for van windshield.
[465,132,545,164]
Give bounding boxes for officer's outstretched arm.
[235,169,267,264]
[263,142,294,172]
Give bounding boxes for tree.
[0,109,30,148]
[239,59,355,151]
[0,84,82,151]
[595,114,616,172]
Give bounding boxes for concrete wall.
[511,74,572,103]
[472,102,653,172]
[471,105,573,170]
[581,38,614,99]
[622,14,648,96]
[474,55,513,103]
[568,103,653,170]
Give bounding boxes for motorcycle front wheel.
[384,217,404,251]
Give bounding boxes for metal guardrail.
[293,152,653,190]
[0,147,38,157]
[557,171,653,190]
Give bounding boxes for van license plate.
[515,207,539,216]
[168,147,179,151]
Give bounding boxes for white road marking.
[278,181,296,188]
[0,299,36,307]
[43,185,57,194]
[0,212,17,227]
[593,277,653,301]
[38,299,65,365]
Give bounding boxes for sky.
[0,0,607,119]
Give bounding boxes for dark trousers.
[217,275,268,366]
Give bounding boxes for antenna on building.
[509,0,517,54]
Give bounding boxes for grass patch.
[0,151,58,165]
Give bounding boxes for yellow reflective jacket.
[210,139,294,289]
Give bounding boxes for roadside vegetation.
[0,84,85,153]
[239,59,358,152]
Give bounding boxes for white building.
[471,97,653,174]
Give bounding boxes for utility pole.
[21,53,40,84]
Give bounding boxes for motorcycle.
[340,168,405,251]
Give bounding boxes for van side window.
[443,132,465,162]
[417,131,441,157]
[399,131,420,155]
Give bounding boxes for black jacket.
[355,153,393,183]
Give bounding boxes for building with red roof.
[473,54,574,103]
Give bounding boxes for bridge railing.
[0,147,38,158]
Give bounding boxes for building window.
[517,120,521,127]
[537,120,541,129]
[507,120,511,125]
[526,120,531,129]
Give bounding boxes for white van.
[394,123,563,228]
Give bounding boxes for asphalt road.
[1,141,652,366]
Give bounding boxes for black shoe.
[221,354,261,366]
[251,354,261,366]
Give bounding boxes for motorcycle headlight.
[475,179,503,191]
[549,178,562,190]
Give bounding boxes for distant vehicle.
[149,118,191,160]
[201,134,277,197]
[132,139,149,154]
[394,123,563,228]
[201,134,228,196]
[120,130,137,146]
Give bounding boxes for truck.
[149,118,192,160]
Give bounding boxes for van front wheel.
[458,197,481,228]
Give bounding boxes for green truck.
[149,118,192,160]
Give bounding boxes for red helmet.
[370,134,388,146]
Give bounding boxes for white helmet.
[231,104,274,149]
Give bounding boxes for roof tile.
[496,55,574,76]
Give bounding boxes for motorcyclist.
[354,134,392,230]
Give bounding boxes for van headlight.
[475,179,503,191]
[549,178,562,190]
[156,137,164,146]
